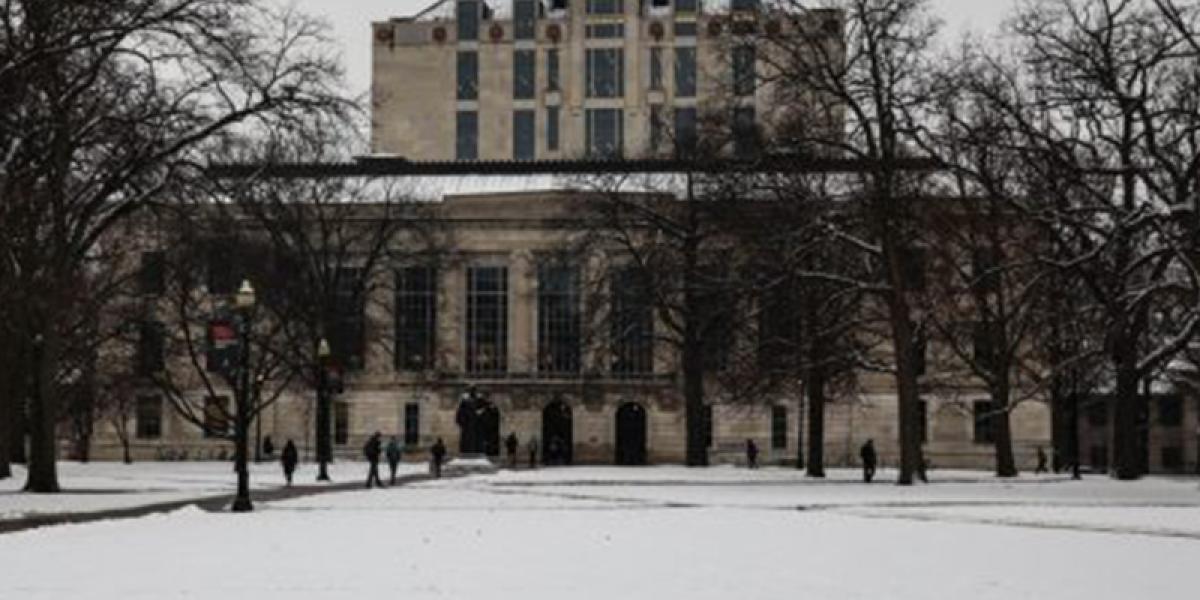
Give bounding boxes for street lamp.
[231,279,256,512]
[315,337,332,482]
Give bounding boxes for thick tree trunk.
[992,379,1017,478]
[24,331,60,493]
[120,433,132,464]
[1112,346,1142,480]
[0,403,10,479]
[806,370,826,478]
[682,333,707,467]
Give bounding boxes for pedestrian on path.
[431,437,447,478]
[281,439,298,486]
[527,435,539,469]
[386,436,403,485]
[1035,446,1048,474]
[263,435,275,459]
[860,439,877,483]
[505,432,519,468]
[364,432,384,488]
[745,439,759,469]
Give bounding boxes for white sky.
[289,0,1017,99]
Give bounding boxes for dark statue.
[455,385,492,454]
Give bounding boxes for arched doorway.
[615,402,647,465]
[542,400,573,465]
[480,403,500,457]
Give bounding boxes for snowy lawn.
[0,460,426,520]
[0,466,1197,599]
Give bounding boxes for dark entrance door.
[481,404,500,457]
[542,400,573,465]
[615,402,647,465]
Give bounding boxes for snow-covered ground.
[0,466,1197,599]
[0,460,426,520]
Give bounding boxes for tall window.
[136,320,164,376]
[537,264,581,376]
[457,51,478,100]
[513,50,536,99]
[547,106,560,152]
[733,106,757,156]
[457,0,479,40]
[586,48,624,98]
[771,405,787,449]
[203,396,229,438]
[649,104,664,152]
[514,0,537,39]
[674,107,697,155]
[547,49,560,91]
[395,266,437,371]
[330,268,365,370]
[404,402,421,445]
[649,47,664,90]
[139,251,165,295]
[513,110,536,161]
[586,108,623,157]
[334,400,349,445]
[136,395,162,439]
[456,111,478,160]
[973,401,995,444]
[611,267,653,376]
[587,0,622,14]
[467,266,509,374]
[675,47,696,97]
[733,44,756,96]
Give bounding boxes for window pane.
[587,0,622,14]
[456,111,478,160]
[547,106,560,151]
[331,268,366,371]
[586,108,623,157]
[649,47,664,90]
[675,0,697,12]
[586,48,624,98]
[139,251,165,295]
[513,50,536,99]
[457,1,479,40]
[467,266,509,374]
[673,107,697,155]
[733,44,756,96]
[675,47,696,98]
[137,320,164,376]
[674,21,697,37]
[586,23,625,38]
[136,395,162,439]
[404,403,421,445]
[547,49,560,91]
[771,405,787,449]
[457,51,478,100]
[973,401,995,444]
[334,401,350,445]
[537,264,581,375]
[734,106,757,157]
[514,0,536,39]
[513,110,536,160]
[611,267,653,376]
[395,266,437,371]
[649,104,663,153]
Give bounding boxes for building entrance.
[542,400,573,465]
[615,402,647,465]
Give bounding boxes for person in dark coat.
[364,431,384,488]
[385,436,403,485]
[1035,446,1048,474]
[745,439,759,469]
[430,437,447,478]
[505,432,519,468]
[860,439,877,483]
[262,435,275,458]
[281,439,298,486]
[527,435,539,469]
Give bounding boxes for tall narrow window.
[457,0,479,40]
[611,267,653,376]
[537,263,581,376]
[396,266,437,371]
[513,50,536,99]
[586,108,623,157]
[733,44,756,96]
[649,47,664,90]
[136,320,164,376]
[457,51,478,100]
[733,106,757,157]
[404,402,421,445]
[513,110,536,160]
[547,49,560,91]
[673,107,697,155]
[334,400,350,445]
[330,268,366,370]
[139,251,165,295]
[136,395,162,439]
[973,401,996,444]
[675,47,696,98]
[586,48,624,98]
[456,111,478,160]
[467,266,509,374]
[771,405,787,449]
[547,106,560,152]
[514,0,537,39]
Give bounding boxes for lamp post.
[315,338,332,482]
[231,279,256,512]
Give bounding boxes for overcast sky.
[290,0,1017,99]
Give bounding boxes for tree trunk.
[885,279,923,485]
[1112,345,1142,480]
[316,370,331,481]
[806,369,827,478]
[24,331,60,493]
[120,431,132,464]
[992,379,1017,478]
[682,330,707,467]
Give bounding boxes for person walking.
[505,432,519,468]
[364,431,384,488]
[386,436,403,485]
[1035,446,1048,474]
[526,435,539,469]
[431,437,447,479]
[262,435,275,459]
[860,439,877,483]
[281,439,298,486]
[745,439,759,469]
